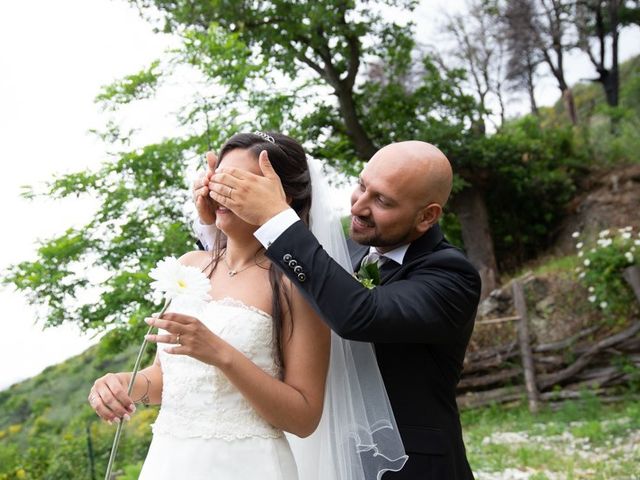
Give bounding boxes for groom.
[199,140,481,479]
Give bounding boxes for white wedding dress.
[139,297,298,480]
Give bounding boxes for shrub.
[574,226,640,320]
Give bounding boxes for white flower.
[576,242,584,249]
[625,252,634,264]
[588,286,595,293]
[583,259,591,267]
[572,231,580,238]
[578,272,585,279]
[622,232,632,240]
[149,256,211,302]
[600,301,608,309]
[599,229,610,238]
[588,295,597,303]
[578,251,584,258]
[635,239,640,246]
[597,238,612,248]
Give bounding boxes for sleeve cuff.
[254,209,300,248]
[193,217,218,251]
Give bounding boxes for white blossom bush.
[574,226,639,320]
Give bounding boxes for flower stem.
[104,298,171,480]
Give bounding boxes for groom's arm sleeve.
[265,220,481,344]
[192,215,218,251]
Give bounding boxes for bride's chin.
[216,216,255,238]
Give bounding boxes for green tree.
[4,0,582,339]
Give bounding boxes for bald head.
[369,141,453,207]
[350,141,453,249]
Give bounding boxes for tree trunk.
[562,87,578,125]
[527,60,539,115]
[334,86,377,161]
[449,184,499,298]
[601,69,619,107]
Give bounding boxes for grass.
[504,254,580,283]
[463,394,640,479]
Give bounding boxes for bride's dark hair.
[207,132,312,372]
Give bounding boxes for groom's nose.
[350,190,369,216]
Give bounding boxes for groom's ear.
[416,203,442,233]
[285,194,293,205]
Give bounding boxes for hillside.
[0,344,157,479]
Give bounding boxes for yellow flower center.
[177,279,187,289]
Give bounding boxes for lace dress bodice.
[152,297,282,441]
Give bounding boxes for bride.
[88,132,406,479]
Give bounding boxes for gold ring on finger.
[176,333,181,344]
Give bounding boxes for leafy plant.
[574,226,639,320]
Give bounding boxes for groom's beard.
[350,215,413,248]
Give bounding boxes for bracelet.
[132,372,151,406]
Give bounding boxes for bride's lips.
[351,216,373,233]
[216,207,231,215]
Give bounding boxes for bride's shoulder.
[178,250,211,268]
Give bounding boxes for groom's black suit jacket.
[267,222,481,479]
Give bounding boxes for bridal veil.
[285,159,408,479]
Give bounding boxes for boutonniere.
[355,262,381,289]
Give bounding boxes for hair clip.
[253,131,275,144]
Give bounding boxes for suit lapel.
[347,238,369,271]
[380,225,445,285]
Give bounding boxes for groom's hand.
[193,152,219,225]
[210,150,289,226]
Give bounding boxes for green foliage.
[573,226,640,320]
[464,116,584,270]
[95,60,162,110]
[2,137,201,345]
[4,0,632,380]
[542,55,640,166]
[0,345,157,479]
[3,0,480,346]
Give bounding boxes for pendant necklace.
[223,249,265,277]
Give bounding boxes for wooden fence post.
[512,280,540,413]
[623,265,640,304]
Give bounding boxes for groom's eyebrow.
[359,176,397,205]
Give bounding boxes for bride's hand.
[144,313,232,367]
[88,373,135,424]
[193,152,219,225]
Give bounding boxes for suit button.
[293,266,303,274]
[283,254,292,262]
[297,273,306,282]
[288,259,298,268]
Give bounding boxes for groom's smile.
[351,215,374,232]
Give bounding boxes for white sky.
[0,0,638,390]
